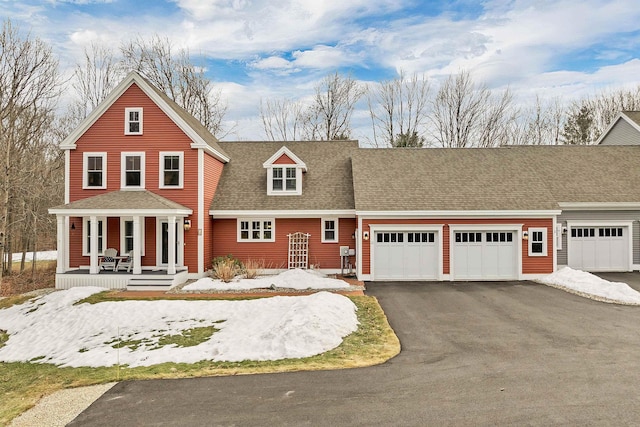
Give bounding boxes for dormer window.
[263,146,306,196]
[125,107,143,135]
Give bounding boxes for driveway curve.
[70,281,640,426]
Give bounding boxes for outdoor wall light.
[562,227,568,234]
[351,233,355,239]
[363,231,369,241]
[523,231,529,240]
[71,222,76,230]
[183,219,192,231]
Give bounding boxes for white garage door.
[568,226,629,271]
[373,231,438,280]
[452,231,518,280]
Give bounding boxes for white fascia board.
[558,202,640,210]
[210,209,356,218]
[262,146,307,171]
[595,112,640,145]
[368,224,444,232]
[356,210,561,218]
[190,142,229,163]
[48,208,193,216]
[565,219,634,227]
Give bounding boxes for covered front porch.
[49,190,194,290]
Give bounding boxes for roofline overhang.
[49,208,193,216]
[558,202,640,211]
[595,112,640,145]
[355,210,562,218]
[210,209,356,218]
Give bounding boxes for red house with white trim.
[49,72,640,290]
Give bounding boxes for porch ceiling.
[49,190,192,216]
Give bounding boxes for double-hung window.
[528,228,547,256]
[120,218,145,255]
[159,152,183,188]
[125,108,143,135]
[267,166,301,195]
[121,152,145,189]
[83,218,106,256]
[238,219,275,242]
[83,152,107,189]
[322,219,338,243]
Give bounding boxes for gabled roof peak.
[262,146,307,171]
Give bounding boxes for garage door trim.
[369,224,444,281]
[449,224,523,281]
[566,220,633,272]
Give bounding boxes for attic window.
[125,107,143,135]
[263,147,306,196]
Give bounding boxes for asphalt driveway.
[70,281,640,426]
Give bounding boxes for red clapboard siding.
[273,154,296,164]
[361,218,554,275]
[212,218,356,269]
[203,154,225,270]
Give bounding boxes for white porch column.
[168,215,176,275]
[89,215,99,274]
[133,216,142,275]
[55,215,66,274]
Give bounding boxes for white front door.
[452,231,518,280]
[157,220,183,267]
[373,231,439,280]
[568,226,629,271]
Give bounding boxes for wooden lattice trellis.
[288,232,310,269]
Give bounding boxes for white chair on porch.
[116,251,134,273]
[99,248,118,271]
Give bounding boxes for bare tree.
[303,72,365,140]
[367,71,431,147]
[0,20,61,282]
[510,95,565,145]
[121,35,228,137]
[73,43,123,118]
[260,98,305,141]
[430,70,515,148]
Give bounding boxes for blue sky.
[3,0,640,142]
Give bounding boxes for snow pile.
[0,287,358,367]
[11,250,57,262]
[184,268,351,291]
[537,267,640,304]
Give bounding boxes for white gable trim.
[262,146,307,171]
[59,71,229,163]
[596,112,640,145]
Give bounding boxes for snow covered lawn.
[537,267,640,304]
[11,250,57,262]
[0,288,359,368]
[183,268,352,291]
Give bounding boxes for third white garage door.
[452,231,518,280]
[373,231,439,280]
[568,226,630,271]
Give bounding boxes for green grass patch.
[157,326,219,348]
[0,295,399,426]
[0,294,34,310]
[0,330,7,349]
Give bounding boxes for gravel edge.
[9,383,116,427]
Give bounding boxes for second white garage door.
[568,226,630,271]
[452,231,518,280]
[373,231,439,280]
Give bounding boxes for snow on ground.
[11,250,57,262]
[0,287,358,368]
[183,268,351,291]
[537,267,640,304]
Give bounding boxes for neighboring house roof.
[59,71,229,163]
[211,141,358,212]
[50,190,192,215]
[596,111,640,145]
[503,145,640,205]
[351,148,559,212]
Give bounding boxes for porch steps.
[126,277,175,291]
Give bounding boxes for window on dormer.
[285,167,296,190]
[125,107,143,135]
[263,147,306,196]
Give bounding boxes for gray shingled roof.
[211,141,358,211]
[351,148,559,211]
[51,190,190,212]
[138,73,229,161]
[501,145,640,204]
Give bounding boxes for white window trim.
[125,107,143,135]
[82,217,106,256]
[266,166,302,196]
[82,152,107,189]
[159,151,184,189]
[528,227,547,257]
[120,152,146,190]
[321,218,339,243]
[120,217,145,256]
[237,218,275,242]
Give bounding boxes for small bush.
[212,258,241,282]
[211,255,243,272]
[243,259,265,279]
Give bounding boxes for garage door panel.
[453,231,517,280]
[373,231,438,280]
[569,226,629,272]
